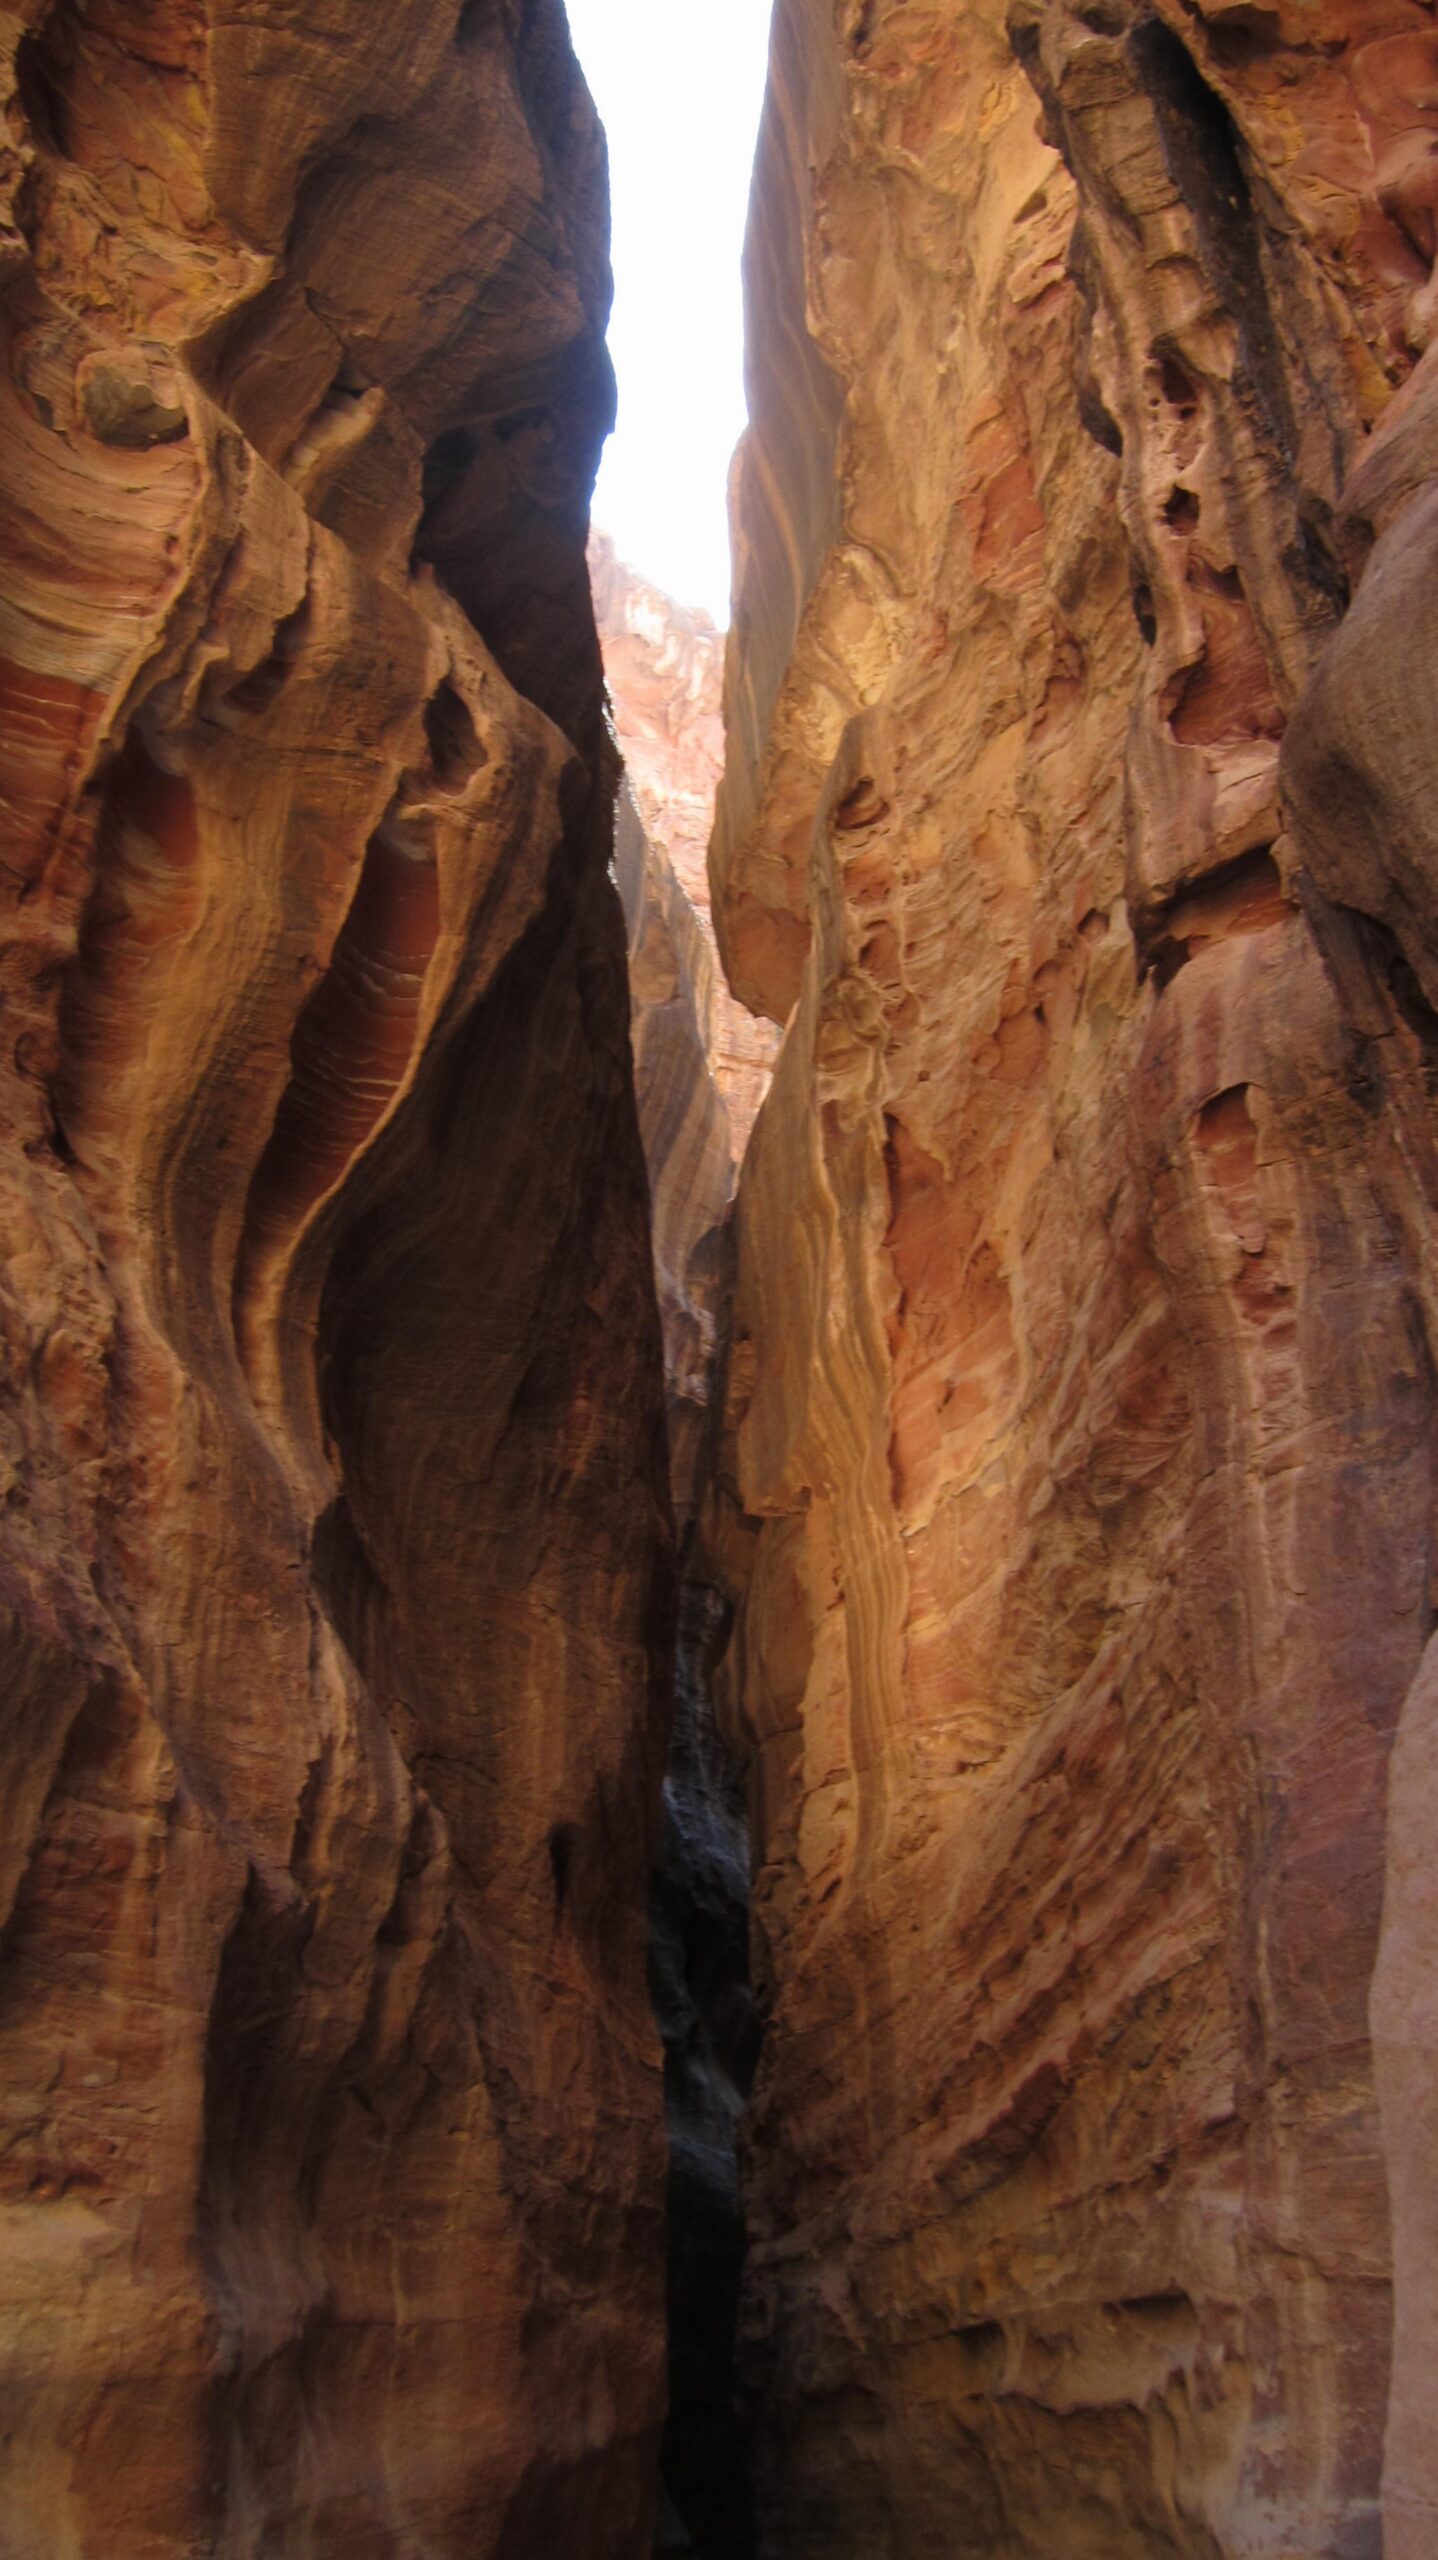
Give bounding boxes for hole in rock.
[220,591,314,719]
[1155,347,1201,418]
[422,677,486,794]
[954,2319,1006,2367]
[1117,2290,1199,2336]
[548,1822,577,1912]
[834,776,890,832]
[1076,373,1123,455]
[14,24,71,158]
[1141,846,1287,986]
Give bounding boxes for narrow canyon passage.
[592,537,769,2558]
[1,3,1437,2559]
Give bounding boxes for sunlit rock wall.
[0,5,671,2552]
[712,0,1438,2552]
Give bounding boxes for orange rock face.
[712,0,1438,2552]
[0,6,670,2553]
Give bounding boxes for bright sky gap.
[565,0,775,625]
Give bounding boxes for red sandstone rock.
[0,6,668,2552]
[712,1,1438,2551]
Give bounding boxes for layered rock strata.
[0,6,671,2553]
[712,1,1438,2553]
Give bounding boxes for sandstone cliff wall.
[0,6,670,2552]
[712,1,1438,2553]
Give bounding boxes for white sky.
[566,0,775,625]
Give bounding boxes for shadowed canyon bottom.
[1,1,1436,2554]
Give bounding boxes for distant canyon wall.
[712,0,1438,2553]
[594,531,778,1165]
[0,5,670,2553]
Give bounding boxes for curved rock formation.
[712,1,1438,2553]
[0,5,670,2552]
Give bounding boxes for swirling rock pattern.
[712,0,1438,2552]
[0,4,670,2553]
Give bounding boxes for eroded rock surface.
[0,6,670,2552]
[712,1,1438,2552]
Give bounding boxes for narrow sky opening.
[566,0,774,626]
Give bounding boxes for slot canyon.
[1,0,1436,2553]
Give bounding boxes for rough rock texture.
[0,6,671,2553]
[711,1,1438,2553]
